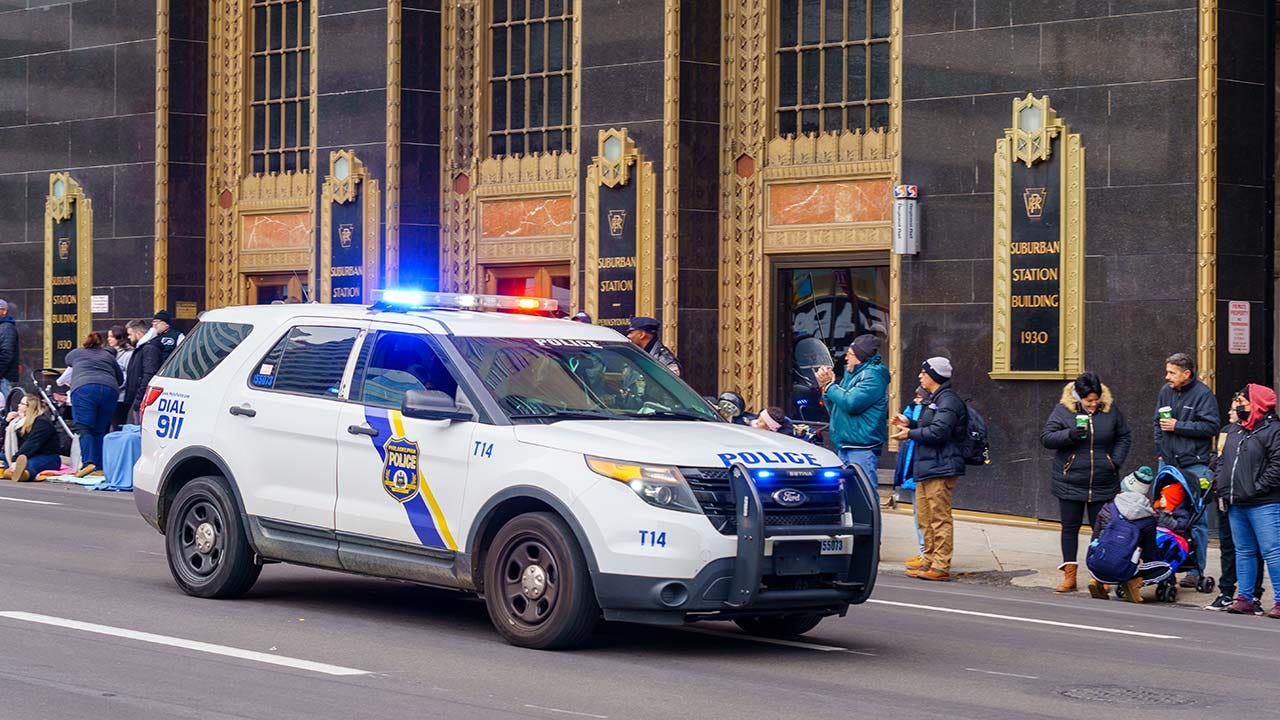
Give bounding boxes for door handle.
[228,405,257,418]
[347,424,379,437]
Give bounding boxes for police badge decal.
[382,436,421,503]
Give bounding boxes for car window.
[356,331,460,410]
[158,322,253,380]
[249,325,360,399]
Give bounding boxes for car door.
[217,321,364,531]
[335,324,475,552]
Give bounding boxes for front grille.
[682,466,845,535]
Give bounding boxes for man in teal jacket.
[816,334,889,484]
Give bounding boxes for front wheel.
[483,512,599,649]
[733,613,826,638]
[165,476,260,598]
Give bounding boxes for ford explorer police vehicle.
[133,291,880,649]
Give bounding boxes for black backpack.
[961,401,990,466]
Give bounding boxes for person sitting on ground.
[2,395,62,482]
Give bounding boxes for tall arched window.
[249,0,313,174]
[775,0,891,137]
[488,0,574,157]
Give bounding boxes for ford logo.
[772,488,807,507]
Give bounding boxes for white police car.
[133,291,880,649]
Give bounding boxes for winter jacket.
[1041,383,1133,502]
[906,382,967,482]
[124,332,162,413]
[892,401,923,490]
[823,353,889,451]
[643,337,682,377]
[1153,378,1220,468]
[15,415,61,459]
[1091,492,1159,568]
[1222,384,1280,507]
[154,327,184,366]
[64,347,122,393]
[0,315,18,383]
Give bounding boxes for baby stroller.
[29,369,80,467]
[1115,465,1215,603]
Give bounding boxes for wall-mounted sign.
[585,128,656,328]
[320,150,381,304]
[90,295,109,314]
[44,173,93,368]
[1228,301,1250,355]
[175,301,199,320]
[991,94,1085,380]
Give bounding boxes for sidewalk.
[878,505,1227,608]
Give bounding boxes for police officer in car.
[626,316,681,377]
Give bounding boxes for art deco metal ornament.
[991,94,1086,381]
[44,173,94,367]
[320,150,381,303]
[585,128,656,325]
[596,128,637,189]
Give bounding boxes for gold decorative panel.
[386,0,402,285]
[1197,1,1217,389]
[43,173,93,368]
[585,128,656,327]
[320,150,381,303]
[154,0,170,312]
[990,94,1085,381]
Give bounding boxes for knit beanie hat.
[851,334,881,361]
[1120,466,1155,495]
[922,356,952,384]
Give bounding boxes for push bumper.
[594,463,880,625]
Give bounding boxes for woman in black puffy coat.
[1041,372,1133,593]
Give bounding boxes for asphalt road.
[2,482,1278,720]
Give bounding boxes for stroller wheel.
[1115,583,1127,600]
[1167,586,1178,603]
[1155,585,1168,603]
[1197,576,1215,594]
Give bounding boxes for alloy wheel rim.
[500,537,560,626]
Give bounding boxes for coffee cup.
[1159,406,1173,420]
[1075,414,1089,429]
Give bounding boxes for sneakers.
[905,566,927,578]
[917,568,951,582]
[1179,573,1200,589]
[1205,594,1234,611]
[904,555,927,570]
[1226,595,1263,615]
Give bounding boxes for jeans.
[1228,503,1280,604]
[839,448,880,488]
[1170,462,1211,576]
[1217,503,1264,598]
[0,378,12,404]
[71,383,117,469]
[24,453,61,476]
[1059,498,1108,565]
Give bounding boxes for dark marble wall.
[1215,1,1274,400]
[167,0,208,319]
[901,2,1202,518]
[400,0,441,290]
[0,0,158,371]
[675,0,719,396]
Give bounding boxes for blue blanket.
[92,425,140,492]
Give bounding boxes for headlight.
[585,456,702,513]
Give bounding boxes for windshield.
[449,337,721,422]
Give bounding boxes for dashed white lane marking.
[965,668,1039,680]
[0,496,61,506]
[523,704,608,719]
[680,626,878,655]
[867,599,1181,640]
[0,611,369,677]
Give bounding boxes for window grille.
[488,0,574,157]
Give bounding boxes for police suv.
[134,291,880,649]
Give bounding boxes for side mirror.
[401,389,473,422]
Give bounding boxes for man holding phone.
[815,334,889,485]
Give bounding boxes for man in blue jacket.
[815,334,889,485]
[1153,352,1219,588]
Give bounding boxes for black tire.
[1115,583,1128,600]
[1155,585,1169,603]
[733,613,826,638]
[1168,586,1178,603]
[165,476,260,599]
[482,512,599,649]
[1198,576,1215,594]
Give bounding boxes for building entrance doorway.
[482,264,571,306]
[246,274,309,305]
[773,262,890,423]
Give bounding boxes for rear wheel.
[733,613,825,638]
[165,476,260,598]
[1197,576,1216,594]
[483,512,598,649]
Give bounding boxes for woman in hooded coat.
[1041,372,1133,593]
[1221,383,1280,618]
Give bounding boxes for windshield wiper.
[507,410,620,422]
[629,410,714,422]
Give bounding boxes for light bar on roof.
[371,288,559,313]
